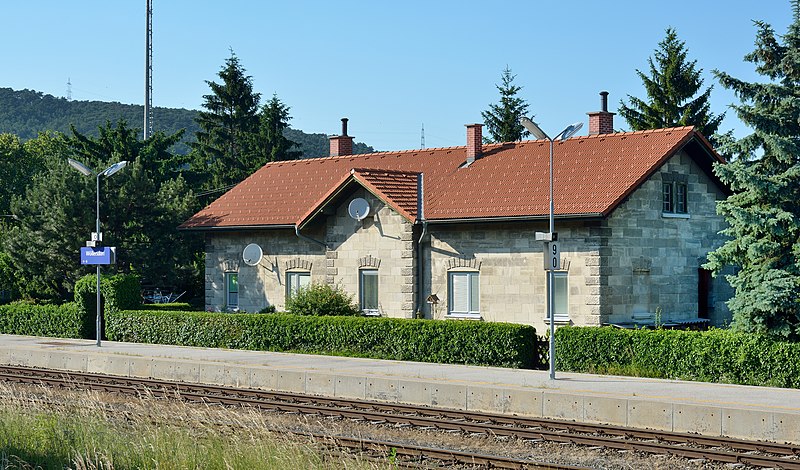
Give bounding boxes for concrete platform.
[1,334,799,444]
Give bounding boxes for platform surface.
[1,334,798,444]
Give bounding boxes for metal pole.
[548,137,555,380]
[96,174,101,347]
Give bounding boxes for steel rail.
[1,365,798,469]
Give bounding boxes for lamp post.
[68,158,128,347]
[519,117,582,380]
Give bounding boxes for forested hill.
[0,87,375,157]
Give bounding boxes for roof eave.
[178,224,297,232]
[424,213,605,224]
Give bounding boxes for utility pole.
[144,0,153,139]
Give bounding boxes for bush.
[556,326,800,388]
[107,310,538,369]
[285,283,360,316]
[75,273,141,318]
[0,301,86,338]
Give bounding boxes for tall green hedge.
[556,326,800,388]
[75,273,141,317]
[0,302,86,338]
[107,310,538,369]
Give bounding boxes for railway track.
[1,365,798,469]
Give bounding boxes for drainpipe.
[416,173,428,318]
[295,225,327,249]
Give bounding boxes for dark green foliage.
[0,301,87,338]
[107,311,538,369]
[190,52,262,191]
[619,28,724,140]
[555,326,800,388]
[285,283,360,316]
[481,66,531,143]
[75,273,141,318]
[0,88,199,154]
[0,251,17,304]
[705,2,800,339]
[257,94,302,162]
[0,87,374,160]
[4,121,202,301]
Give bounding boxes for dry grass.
[0,382,392,469]
[0,382,734,469]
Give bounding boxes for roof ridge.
[517,126,697,144]
[352,167,420,175]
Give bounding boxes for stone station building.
[181,97,733,333]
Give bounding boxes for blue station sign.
[80,247,116,265]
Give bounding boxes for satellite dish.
[348,198,371,221]
[242,243,263,266]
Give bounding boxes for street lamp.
[68,158,128,347]
[519,117,582,380]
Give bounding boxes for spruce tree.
[619,28,723,140]
[190,51,261,191]
[257,94,302,162]
[705,1,800,339]
[481,66,530,143]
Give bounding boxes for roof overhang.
[178,224,296,232]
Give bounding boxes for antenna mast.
[66,78,72,101]
[420,123,425,149]
[144,0,153,139]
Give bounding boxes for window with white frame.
[547,271,569,322]
[662,174,688,215]
[448,271,479,317]
[360,269,379,315]
[286,271,311,299]
[225,272,239,309]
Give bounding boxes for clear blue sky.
[3,1,792,151]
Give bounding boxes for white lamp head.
[67,158,93,176]
[102,161,128,177]
[519,116,549,140]
[559,122,584,141]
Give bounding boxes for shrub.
[137,302,193,311]
[107,310,538,369]
[0,301,86,338]
[556,326,800,388]
[284,283,360,316]
[75,273,141,318]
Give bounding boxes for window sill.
[544,316,571,325]
[362,310,381,317]
[661,212,690,219]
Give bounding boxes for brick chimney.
[329,118,354,156]
[465,123,482,165]
[587,91,615,135]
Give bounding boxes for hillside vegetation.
[0,87,374,157]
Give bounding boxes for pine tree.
[190,51,261,191]
[256,94,302,162]
[704,1,800,339]
[481,67,530,143]
[619,28,724,140]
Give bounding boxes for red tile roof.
[181,126,720,229]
